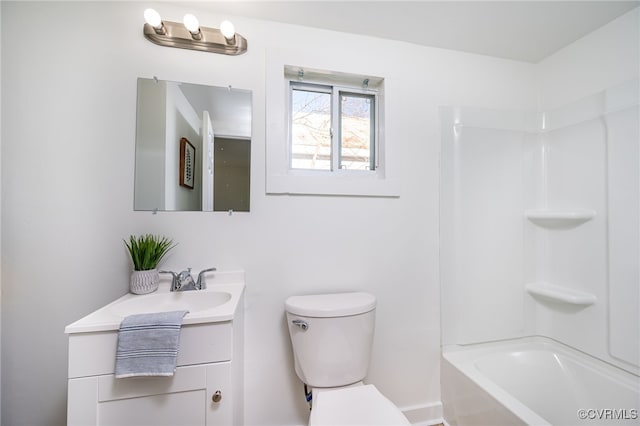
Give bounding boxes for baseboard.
[401,400,444,426]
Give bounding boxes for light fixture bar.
[143,20,247,55]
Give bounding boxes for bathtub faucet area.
[160,267,217,291]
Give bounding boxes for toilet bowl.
[285,292,409,426]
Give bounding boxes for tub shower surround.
[440,81,640,425]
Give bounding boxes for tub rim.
[442,335,640,425]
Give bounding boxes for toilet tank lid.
[285,292,376,317]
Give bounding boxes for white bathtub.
[442,337,639,425]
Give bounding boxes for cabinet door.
[68,363,231,426]
[204,363,232,426]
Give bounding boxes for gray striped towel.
[115,310,188,378]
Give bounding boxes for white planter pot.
[130,269,160,294]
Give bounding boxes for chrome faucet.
[177,268,197,291]
[160,267,217,291]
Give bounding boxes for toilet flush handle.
[292,319,309,331]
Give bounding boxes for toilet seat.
[309,384,410,426]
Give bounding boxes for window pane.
[340,93,374,171]
[291,88,332,170]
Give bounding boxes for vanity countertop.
[65,270,245,334]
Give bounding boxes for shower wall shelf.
[525,209,596,228]
[525,282,597,306]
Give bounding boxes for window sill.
[266,172,400,197]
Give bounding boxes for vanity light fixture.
[143,9,247,55]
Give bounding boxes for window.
[289,77,379,172]
[266,60,397,197]
[339,92,375,171]
[290,84,332,170]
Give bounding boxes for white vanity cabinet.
[68,362,232,426]
[65,277,245,426]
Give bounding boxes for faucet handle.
[159,270,180,291]
[196,267,217,290]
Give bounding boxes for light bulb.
[183,14,200,33]
[144,8,162,28]
[220,20,235,41]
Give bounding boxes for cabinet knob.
[212,390,222,403]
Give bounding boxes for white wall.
[0,1,3,420]
[165,83,201,211]
[537,8,639,110]
[134,79,167,210]
[0,2,535,425]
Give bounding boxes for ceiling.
[189,1,639,63]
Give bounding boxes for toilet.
[285,292,410,426]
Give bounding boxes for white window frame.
[265,54,399,197]
[288,81,379,173]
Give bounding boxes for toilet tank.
[285,292,376,388]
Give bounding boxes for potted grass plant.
[124,234,176,294]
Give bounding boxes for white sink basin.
[109,291,232,317]
[64,271,245,334]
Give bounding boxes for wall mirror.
[134,78,251,212]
